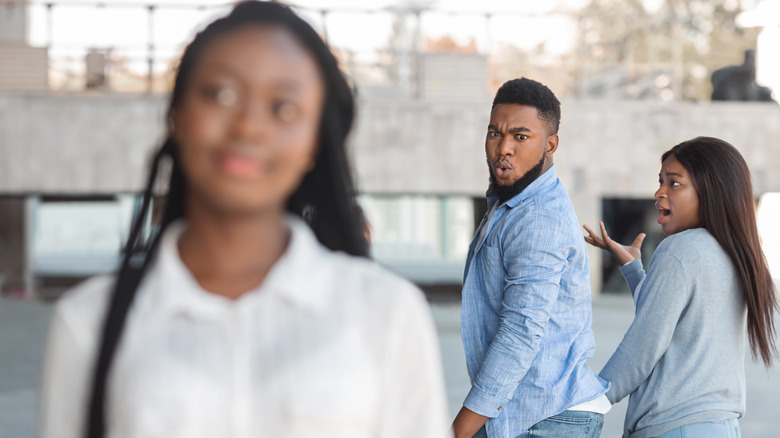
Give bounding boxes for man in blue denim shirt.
[451,78,610,438]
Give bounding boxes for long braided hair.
[86,2,368,436]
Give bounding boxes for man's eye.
[488,131,500,138]
[516,134,528,140]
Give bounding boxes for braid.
[85,140,178,438]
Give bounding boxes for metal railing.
[0,0,691,98]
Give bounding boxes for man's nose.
[497,136,513,156]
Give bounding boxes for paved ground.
[1,294,779,437]
[431,294,780,438]
[0,298,51,438]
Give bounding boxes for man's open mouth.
[494,161,513,178]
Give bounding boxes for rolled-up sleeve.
[464,210,568,417]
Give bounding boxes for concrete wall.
[352,99,780,197]
[0,1,27,44]
[420,53,490,102]
[3,94,778,197]
[0,46,48,91]
[0,93,167,193]
[0,2,47,92]
[351,98,492,195]
[2,92,779,292]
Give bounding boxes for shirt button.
[498,406,502,411]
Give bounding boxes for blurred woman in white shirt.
[40,2,449,438]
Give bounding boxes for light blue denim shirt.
[461,165,609,437]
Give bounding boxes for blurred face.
[486,104,558,188]
[655,154,701,235]
[173,25,324,216]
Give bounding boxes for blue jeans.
[655,419,740,438]
[474,410,604,438]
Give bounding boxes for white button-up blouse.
[41,217,450,438]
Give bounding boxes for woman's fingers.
[631,233,646,249]
[583,224,596,238]
[583,224,605,248]
[585,222,644,264]
[598,221,616,247]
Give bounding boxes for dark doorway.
[600,198,666,294]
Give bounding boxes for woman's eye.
[273,100,300,122]
[671,181,680,187]
[201,85,238,107]
[215,87,238,107]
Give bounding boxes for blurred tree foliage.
[574,0,761,101]
[488,41,577,98]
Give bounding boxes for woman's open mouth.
[656,204,671,225]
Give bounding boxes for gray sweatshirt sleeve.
[599,245,692,403]
[619,259,646,304]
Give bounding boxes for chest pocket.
[478,244,506,303]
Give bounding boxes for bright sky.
[27,0,587,64]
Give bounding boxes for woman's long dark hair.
[663,137,777,366]
[86,2,368,436]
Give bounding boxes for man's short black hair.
[492,77,561,135]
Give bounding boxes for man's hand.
[451,407,489,438]
[583,221,645,266]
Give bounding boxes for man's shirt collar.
[486,164,558,209]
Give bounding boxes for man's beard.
[488,154,545,205]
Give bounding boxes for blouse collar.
[150,215,333,320]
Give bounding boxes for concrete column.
[570,192,602,297]
[23,196,38,298]
[0,0,27,44]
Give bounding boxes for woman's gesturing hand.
[583,221,645,266]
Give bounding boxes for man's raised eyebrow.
[487,125,532,133]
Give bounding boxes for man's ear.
[546,134,559,157]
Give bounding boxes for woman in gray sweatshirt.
[584,137,777,438]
